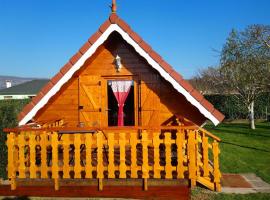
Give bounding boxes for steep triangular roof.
[18,13,224,126]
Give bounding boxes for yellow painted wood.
[153,132,161,178]
[40,132,47,178]
[54,178,59,191]
[85,134,93,178]
[51,133,59,180]
[164,132,173,179]
[74,134,81,178]
[144,178,148,191]
[213,140,221,192]
[176,130,185,179]
[18,133,26,178]
[10,177,16,190]
[119,132,126,178]
[141,130,149,179]
[202,133,209,177]
[108,132,115,178]
[97,131,104,179]
[5,126,222,192]
[7,133,15,179]
[29,132,37,178]
[62,134,70,178]
[130,132,138,178]
[98,178,103,191]
[188,130,196,187]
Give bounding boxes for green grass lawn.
[205,121,270,183]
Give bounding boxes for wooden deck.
[0,179,190,200]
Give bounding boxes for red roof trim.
[18,13,225,124]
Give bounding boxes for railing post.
[74,134,81,178]
[130,132,138,178]
[52,132,59,190]
[142,130,149,191]
[7,132,16,190]
[176,129,185,179]
[97,131,104,191]
[165,132,172,179]
[29,132,37,178]
[63,134,70,178]
[40,132,47,178]
[213,140,221,192]
[119,132,127,178]
[85,134,93,178]
[188,130,196,187]
[18,133,26,179]
[153,132,161,178]
[202,133,209,178]
[108,132,115,178]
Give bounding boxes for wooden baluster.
[74,134,81,178]
[130,132,137,178]
[108,132,115,178]
[97,131,104,191]
[188,130,196,187]
[176,129,185,179]
[165,132,173,179]
[51,132,59,190]
[62,134,70,179]
[29,132,36,178]
[202,132,209,178]
[85,134,93,178]
[153,132,161,178]
[119,132,126,178]
[7,132,16,190]
[213,140,221,192]
[141,130,149,191]
[40,132,47,178]
[18,133,26,178]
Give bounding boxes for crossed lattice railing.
[5,126,221,191]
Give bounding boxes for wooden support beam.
[54,179,59,191]
[98,178,103,191]
[143,178,148,191]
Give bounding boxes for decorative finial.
[111,0,117,13]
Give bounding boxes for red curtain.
[111,80,132,126]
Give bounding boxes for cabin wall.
[34,32,206,126]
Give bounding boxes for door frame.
[102,75,139,127]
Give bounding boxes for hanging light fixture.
[115,55,122,72]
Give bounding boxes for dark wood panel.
[0,185,189,200]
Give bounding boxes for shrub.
[0,99,30,179]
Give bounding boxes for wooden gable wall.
[34,32,207,127]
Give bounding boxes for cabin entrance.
[107,80,135,126]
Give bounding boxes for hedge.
[0,99,30,179]
[205,93,270,120]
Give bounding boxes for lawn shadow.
[221,140,270,153]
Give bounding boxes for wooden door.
[140,75,160,126]
[79,76,105,127]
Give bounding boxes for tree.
[220,25,270,129]
[189,67,222,95]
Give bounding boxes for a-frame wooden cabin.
[5,1,224,195]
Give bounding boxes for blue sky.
[0,0,269,79]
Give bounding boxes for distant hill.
[0,75,45,90]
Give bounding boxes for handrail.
[198,127,221,142]
[3,125,198,133]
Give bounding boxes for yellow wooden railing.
[6,126,221,191]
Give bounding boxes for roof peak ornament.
[111,0,117,13]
